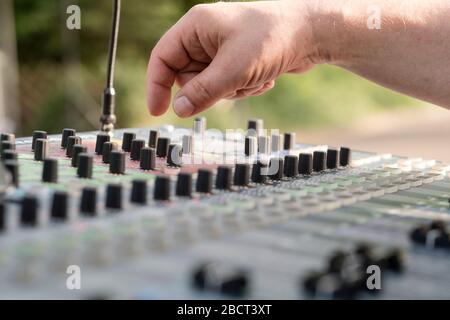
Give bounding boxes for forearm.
[306,0,450,108]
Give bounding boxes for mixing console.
[0,118,449,299]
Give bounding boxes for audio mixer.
[0,118,449,300]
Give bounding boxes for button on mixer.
[42,158,58,183]
[34,138,48,161]
[80,187,97,216]
[121,132,136,152]
[131,180,148,205]
[299,153,313,175]
[66,136,82,158]
[106,184,123,210]
[95,133,110,155]
[61,129,76,149]
[196,169,213,194]
[339,147,352,167]
[327,148,340,169]
[284,155,299,178]
[234,163,250,187]
[148,130,159,148]
[71,145,87,167]
[176,173,193,197]
[140,147,156,170]
[21,195,39,227]
[51,191,69,222]
[102,141,118,164]
[313,151,327,172]
[32,131,47,151]
[77,153,93,179]
[110,150,126,174]
[130,139,145,161]
[154,176,171,201]
[156,137,170,157]
[216,166,233,190]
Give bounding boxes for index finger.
[147,23,191,116]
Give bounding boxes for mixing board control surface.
[0,120,449,299]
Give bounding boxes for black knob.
[196,169,213,193]
[66,136,82,158]
[154,175,171,201]
[339,147,352,167]
[216,166,232,190]
[105,184,123,210]
[121,132,136,152]
[77,153,93,179]
[148,130,159,148]
[102,141,118,164]
[284,155,299,177]
[130,139,145,161]
[283,132,296,150]
[110,150,126,174]
[167,144,183,167]
[32,131,47,151]
[247,118,263,133]
[0,202,5,232]
[42,158,58,183]
[156,137,170,157]
[327,148,339,169]
[95,133,110,155]
[410,224,428,245]
[80,187,97,216]
[298,153,313,175]
[61,128,76,149]
[251,161,268,184]
[3,160,19,186]
[140,147,156,170]
[176,173,193,197]
[245,136,257,156]
[51,191,69,222]
[313,151,327,172]
[21,195,39,227]
[269,157,284,180]
[234,163,250,186]
[34,138,48,161]
[1,141,15,153]
[130,180,148,204]
[1,133,15,143]
[1,150,17,161]
[71,145,87,167]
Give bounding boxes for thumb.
[173,55,237,117]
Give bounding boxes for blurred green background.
[11,0,426,136]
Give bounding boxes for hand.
[146,1,319,117]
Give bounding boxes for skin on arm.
[147,0,450,118]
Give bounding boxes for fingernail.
[173,96,195,117]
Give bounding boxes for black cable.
[100,0,121,132]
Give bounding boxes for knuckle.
[190,79,214,103]
[189,4,210,17]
